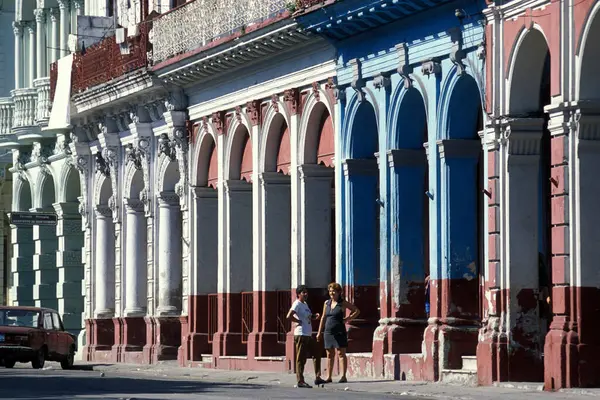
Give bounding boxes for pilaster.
[31,206,58,310]
[9,220,34,306]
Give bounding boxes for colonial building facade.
[2,0,599,390]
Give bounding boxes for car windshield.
[0,310,40,328]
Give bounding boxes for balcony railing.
[296,0,332,8]
[150,0,288,65]
[34,77,51,126]
[50,24,150,99]
[11,88,38,128]
[0,98,14,135]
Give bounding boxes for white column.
[260,172,291,291]
[27,24,36,86]
[12,22,23,90]
[124,199,146,316]
[58,0,70,57]
[49,8,59,64]
[34,9,47,79]
[156,191,182,316]
[298,164,334,287]
[94,205,115,317]
[224,180,253,293]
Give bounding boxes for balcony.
[11,88,38,129]
[50,24,150,100]
[34,77,51,126]
[0,98,14,135]
[150,0,289,66]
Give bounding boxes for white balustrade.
[150,0,287,64]
[11,88,38,128]
[0,98,14,135]
[34,77,51,126]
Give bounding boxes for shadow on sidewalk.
[0,370,268,399]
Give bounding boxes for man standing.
[287,285,326,388]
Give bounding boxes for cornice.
[72,69,167,116]
[153,22,314,87]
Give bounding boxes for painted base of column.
[247,291,288,358]
[344,285,379,353]
[544,287,600,389]
[181,294,213,363]
[212,293,245,357]
[82,318,115,362]
[477,289,544,385]
[372,320,427,379]
[178,316,189,366]
[142,316,181,364]
[111,317,147,363]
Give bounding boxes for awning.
[46,53,74,132]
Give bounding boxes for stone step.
[441,368,478,386]
[462,355,477,371]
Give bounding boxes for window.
[0,310,40,328]
[52,313,62,331]
[43,313,53,330]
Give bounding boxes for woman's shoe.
[339,377,348,383]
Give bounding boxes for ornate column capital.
[342,158,378,177]
[95,205,112,218]
[49,8,59,22]
[298,164,334,181]
[387,149,427,168]
[57,0,70,11]
[26,21,36,35]
[157,191,180,206]
[12,21,24,37]
[501,118,544,156]
[34,8,47,23]
[72,0,83,10]
[124,198,145,213]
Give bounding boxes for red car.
[0,306,76,369]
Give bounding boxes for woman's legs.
[325,349,335,381]
[338,348,347,381]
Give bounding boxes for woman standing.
[316,282,360,383]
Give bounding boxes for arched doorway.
[11,177,33,306]
[504,27,552,382]
[343,100,380,352]
[34,171,58,309]
[189,129,219,362]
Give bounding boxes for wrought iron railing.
[241,292,254,344]
[208,293,218,343]
[150,0,289,65]
[276,290,291,343]
[72,24,150,94]
[0,98,14,135]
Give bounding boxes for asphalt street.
[0,362,422,400]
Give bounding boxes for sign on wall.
[9,212,58,226]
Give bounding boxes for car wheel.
[4,359,15,369]
[60,346,75,370]
[31,348,45,369]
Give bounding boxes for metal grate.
[241,292,254,343]
[276,291,291,343]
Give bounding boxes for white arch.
[35,167,57,209]
[505,24,550,115]
[93,172,111,206]
[576,1,600,101]
[13,175,33,211]
[260,101,291,174]
[298,89,335,165]
[156,152,179,193]
[224,116,252,181]
[191,121,218,187]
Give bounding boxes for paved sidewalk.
[76,361,600,399]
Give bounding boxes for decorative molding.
[124,198,145,212]
[387,149,427,168]
[212,111,227,135]
[30,141,53,165]
[421,59,441,77]
[343,158,378,177]
[234,106,242,123]
[349,58,366,102]
[373,72,391,91]
[95,205,112,218]
[14,147,31,181]
[396,43,413,89]
[436,139,481,159]
[12,21,24,37]
[284,88,300,115]
[67,155,90,226]
[246,100,261,126]
[448,27,466,76]
[270,94,279,113]
[312,82,321,102]
[34,8,46,23]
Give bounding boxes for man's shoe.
[314,377,327,385]
[297,381,313,388]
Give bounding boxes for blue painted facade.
[296,0,487,326]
